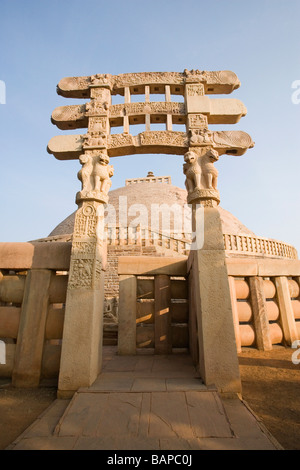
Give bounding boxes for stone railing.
[226,258,300,352]
[0,242,71,386]
[34,230,298,261]
[223,233,298,260]
[117,256,188,355]
[106,225,191,255]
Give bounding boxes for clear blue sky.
[0,0,299,252]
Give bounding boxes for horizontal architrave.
[47,130,254,160]
[51,99,246,130]
[118,256,187,276]
[56,70,241,98]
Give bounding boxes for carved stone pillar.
[184,83,241,393]
[58,84,113,398]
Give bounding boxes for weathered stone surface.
[58,197,108,396]
[52,98,247,131]
[274,276,298,345]
[47,130,254,160]
[118,256,187,276]
[249,277,272,351]
[12,269,52,387]
[154,275,172,354]
[0,242,71,270]
[188,206,241,393]
[0,275,26,304]
[0,306,21,338]
[118,275,137,355]
[56,70,241,98]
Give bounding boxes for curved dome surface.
[49,178,255,237]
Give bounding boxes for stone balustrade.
[106,225,191,255]
[223,233,298,260]
[0,242,70,385]
[32,230,298,261]
[1,242,300,386]
[227,258,300,352]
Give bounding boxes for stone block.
[12,269,52,387]
[136,325,154,348]
[234,279,250,299]
[136,301,154,324]
[0,343,15,377]
[274,276,298,345]
[0,306,21,338]
[49,275,68,303]
[236,301,252,323]
[41,343,61,378]
[45,305,65,340]
[226,258,258,276]
[154,275,172,354]
[118,256,187,276]
[249,277,272,351]
[190,247,241,393]
[0,242,71,270]
[0,274,26,304]
[170,279,188,299]
[170,302,188,323]
[137,278,154,299]
[58,284,104,395]
[118,275,137,354]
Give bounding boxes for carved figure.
[78,154,93,193]
[78,153,113,197]
[183,149,219,193]
[92,153,112,195]
[98,164,114,195]
[83,131,107,148]
[190,128,213,145]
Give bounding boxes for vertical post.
[123,86,130,134]
[58,201,107,397]
[190,206,241,393]
[184,80,241,393]
[274,276,298,345]
[188,264,199,365]
[228,276,242,353]
[165,85,173,131]
[118,275,137,355]
[58,83,112,398]
[248,276,272,351]
[154,274,172,354]
[145,85,151,131]
[12,269,52,387]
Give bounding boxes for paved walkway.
[7,347,282,450]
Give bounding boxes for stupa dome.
[49,173,255,238]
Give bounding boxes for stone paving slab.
[7,391,280,450]
[6,349,282,450]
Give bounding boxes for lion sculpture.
[183,149,219,193]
